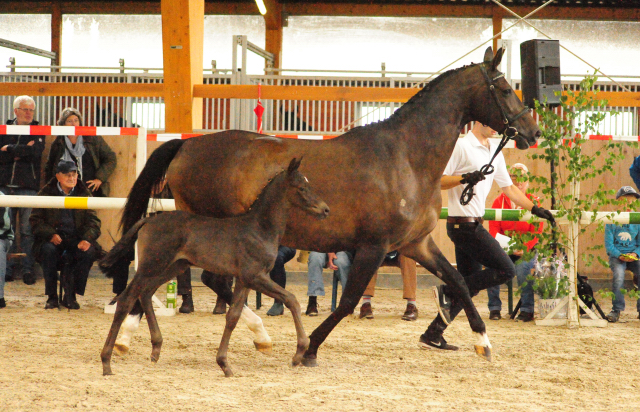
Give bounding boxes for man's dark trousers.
[41,238,97,297]
[427,221,516,336]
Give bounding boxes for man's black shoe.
[433,285,453,325]
[5,273,14,282]
[44,296,59,309]
[516,311,534,322]
[23,272,36,285]
[179,294,194,314]
[489,310,501,320]
[0,298,6,308]
[418,333,459,351]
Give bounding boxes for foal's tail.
[99,219,148,278]
[119,138,186,234]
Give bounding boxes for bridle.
[459,64,531,206]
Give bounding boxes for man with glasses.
[0,96,45,285]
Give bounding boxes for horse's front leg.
[302,245,387,367]
[401,235,491,361]
[139,289,163,363]
[216,279,251,377]
[248,273,308,366]
[202,271,272,352]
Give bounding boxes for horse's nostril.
[323,207,330,215]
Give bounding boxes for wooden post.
[51,1,62,72]
[161,0,204,133]
[263,0,283,69]
[492,7,502,53]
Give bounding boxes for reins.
[459,65,530,206]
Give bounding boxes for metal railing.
[1,70,638,136]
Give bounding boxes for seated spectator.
[486,163,542,322]
[305,251,353,316]
[358,252,419,321]
[630,156,640,192]
[45,108,117,197]
[1,95,45,285]
[0,191,13,308]
[605,186,640,323]
[266,246,297,316]
[30,161,101,310]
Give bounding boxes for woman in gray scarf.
[45,108,117,196]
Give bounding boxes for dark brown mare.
[120,48,540,365]
[100,159,329,376]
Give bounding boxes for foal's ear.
[483,46,494,64]
[492,47,505,72]
[287,157,302,174]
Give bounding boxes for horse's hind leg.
[401,235,491,361]
[100,286,141,375]
[216,279,251,378]
[249,273,309,366]
[113,300,143,355]
[139,290,163,363]
[202,271,272,352]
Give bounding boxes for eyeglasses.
[17,108,35,113]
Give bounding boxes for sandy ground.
[1,277,640,412]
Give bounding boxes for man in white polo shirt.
[419,122,554,351]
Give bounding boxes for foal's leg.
[202,271,272,352]
[139,288,163,363]
[216,279,251,377]
[249,273,308,366]
[113,300,143,355]
[303,245,387,367]
[401,235,491,361]
[100,285,142,375]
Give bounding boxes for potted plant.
[519,254,571,319]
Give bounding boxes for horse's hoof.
[150,354,160,363]
[292,355,303,367]
[102,367,113,376]
[301,356,318,367]
[254,341,273,354]
[224,369,234,378]
[113,343,129,356]
[474,345,492,362]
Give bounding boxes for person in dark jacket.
[45,107,117,197]
[0,191,14,309]
[0,95,45,285]
[30,161,101,310]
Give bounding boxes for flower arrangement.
[520,254,570,299]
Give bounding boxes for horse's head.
[471,47,541,149]
[285,158,330,219]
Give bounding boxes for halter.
[459,64,531,206]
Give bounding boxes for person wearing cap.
[485,163,544,322]
[0,95,45,285]
[30,160,101,310]
[604,186,640,322]
[421,123,555,351]
[44,108,117,197]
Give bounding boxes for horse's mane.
[246,168,287,213]
[359,63,479,130]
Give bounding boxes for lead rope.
[460,132,513,206]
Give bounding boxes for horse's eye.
[502,89,512,97]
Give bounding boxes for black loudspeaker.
[520,39,561,107]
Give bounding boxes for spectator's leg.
[307,252,327,297]
[177,267,193,313]
[40,243,60,299]
[334,252,352,292]
[0,238,9,302]
[359,270,377,319]
[609,256,626,313]
[486,285,502,312]
[266,246,295,316]
[71,245,97,297]
[5,204,18,281]
[400,255,417,301]
[628,260,640,315]
[17,189,37,281]
[363,271,377,298]
[516,256,537,314]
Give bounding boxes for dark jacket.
[44,135,117,196]
[0,119,45,190]
[29,178,101,260]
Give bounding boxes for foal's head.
[285,158,330,219]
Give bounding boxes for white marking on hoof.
[241,305,272,350]
[114,314,142,354]
[473,332,492,362]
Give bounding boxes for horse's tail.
[119,138,185,234]
[100,219,148,278]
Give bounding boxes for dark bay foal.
[99,158,329,377]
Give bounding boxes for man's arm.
[502,185,555,224]
[441,175,464,190]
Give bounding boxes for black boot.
[45,295,59,309]
[179,294,194,314]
